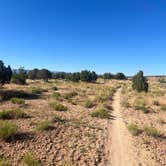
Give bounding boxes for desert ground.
[0,78,165,166]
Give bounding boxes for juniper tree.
[132,71,148,92]
[37,69,52,82]
[12,67,27,85]
[0,60,12,85]
[28,69,39,80]
[114,72,126,80]
[103,73,114,80]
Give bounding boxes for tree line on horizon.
[0,60,149,92]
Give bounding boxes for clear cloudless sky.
[0,0,166,75]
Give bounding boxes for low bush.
[50,102,68,111]
[0,109,27,120]
[0,121,18,141]
[142,138,150,145]
[61,161,75,166]
[160,105,166,111]
[155,90,165,97]
[31,87,42,94]
[127,123,141,136]
[96,89,115,103]
[64,91,78,100]
[52,92,62,101]
[52,86,58,91]
[52,114,66,123]
[91,107,110,118]
[0,111,12,120]
[23,153,41,166]
[11,97,25,105]
[0,158,11,166]
[121,100,131,108]
[153,100,160,106]
[157,118,165,124]
[37,120,52,131]
[85,100,95,108]
[134,105,149,113]
[144,127,161,138]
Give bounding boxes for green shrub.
[114,72,126,80]
[23,153,41,166]
[0,121,18,141]
[0,111,12,120]
[157,118,165,124]
[11,97,25,105]
[132,71,148,92]
[37,120,52,131]
[50,102,68,111]
[52,86,58,91]
[103,73,114,80]
[0,158,11,166]
[64,91,78,100]
[80,70,97,82]
[159,78,166,83]
[153,100,160,106]
[85,100,95,108]
[144,127,161,137]
[127,123,141,136]
[61,161,75,166]
[36,69,52,82]
[52,114,66,123]
[12,109,27,118]
[122,101,131,108]
[155,90,165,97]
[160,105,166,111]
[52,92,62,100]
[96,89,115,103]
[12,67,27,85]
[142,138,150,145]
[67,72,80,82]
[91,107,110,118]
[31,87,42,94]
[0,60,12,86]
[0,109,26,120]
[134,105,149,113]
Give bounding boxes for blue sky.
[0,0,165,75]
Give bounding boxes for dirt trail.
[107,88,139,166]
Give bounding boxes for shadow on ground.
[0,90,40,101]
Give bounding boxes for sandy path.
[107,88,139,166]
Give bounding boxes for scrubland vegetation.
[121,76,166,165]
[0,78,121,165]
[0,60,165,165]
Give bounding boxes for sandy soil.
[120,80,166,166]
[106,88,139,166]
